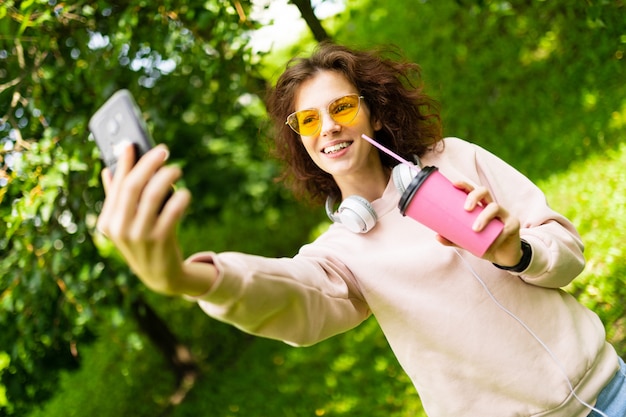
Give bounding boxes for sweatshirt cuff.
[182,252,222,300]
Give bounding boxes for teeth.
[323,142,351,154]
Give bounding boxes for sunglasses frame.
[285,94,364,136]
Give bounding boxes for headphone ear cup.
[325,195,378,233]
[337,196,378,233]
[392,163,418,194]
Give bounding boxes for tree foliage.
[0,1,322,415]
[340,0,626,180]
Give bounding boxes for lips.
[322,141,353,154]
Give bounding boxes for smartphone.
[89,90,172,210]
[89,89,156,174]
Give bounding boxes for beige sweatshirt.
[189,138,619,416]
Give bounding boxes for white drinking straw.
[361,134,420,172]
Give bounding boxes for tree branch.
[290,0,332,42]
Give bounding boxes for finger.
[97,166,123,236]
[472,201,501,231]
[112,141,136,180]
[103,144,164,240]
[451,181,474,193]
[464,186,493,211]
[153,188,192,239]
[114,145,170,221]
[101,168,113,195]
[435,234,457,247]
[98,143,133,216]
[105,141,137,214]
[131,165,183,236]
[450,181,489,211]
[132,144,170,174]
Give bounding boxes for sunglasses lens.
[288,109,320,136]
[286,95,361,136]
[329,95,360,124]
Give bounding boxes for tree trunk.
[131,296,199,405]
[290,0,332,42]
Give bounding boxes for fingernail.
[160,146,170,161]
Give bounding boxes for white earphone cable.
[362,133,612,415]
[453,250,608,417]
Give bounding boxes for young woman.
[96,43,624,416]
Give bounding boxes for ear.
[372,117,383,131]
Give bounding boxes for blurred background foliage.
[0,0,624,416]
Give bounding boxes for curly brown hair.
[265,42,443,203]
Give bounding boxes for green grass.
[542,143,626,355]
[171,317,424,417]
[25,318,175,417]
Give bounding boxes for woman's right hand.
[96,142,216,296]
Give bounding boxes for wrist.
[179,261,218,297]
[493,240,532,273]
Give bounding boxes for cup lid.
[397,165,438,215]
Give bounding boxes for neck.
[337,166,390,202]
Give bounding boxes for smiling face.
[294,70,386,198]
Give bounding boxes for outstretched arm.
[96,143,215,297]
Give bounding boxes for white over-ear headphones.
[325,157,421,234]
[392,159,420,194]
[325,194,378,233]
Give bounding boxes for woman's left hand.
[435,181,524,267]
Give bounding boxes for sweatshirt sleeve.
[185,249,371,347]
[444,138,585,288]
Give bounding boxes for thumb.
[101,168,113,195]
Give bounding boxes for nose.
[319,110,340,136]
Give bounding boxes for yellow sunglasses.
[286,94,364,136]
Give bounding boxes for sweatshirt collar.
[371,176,401,218]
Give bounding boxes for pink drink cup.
[398,166,504,257]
